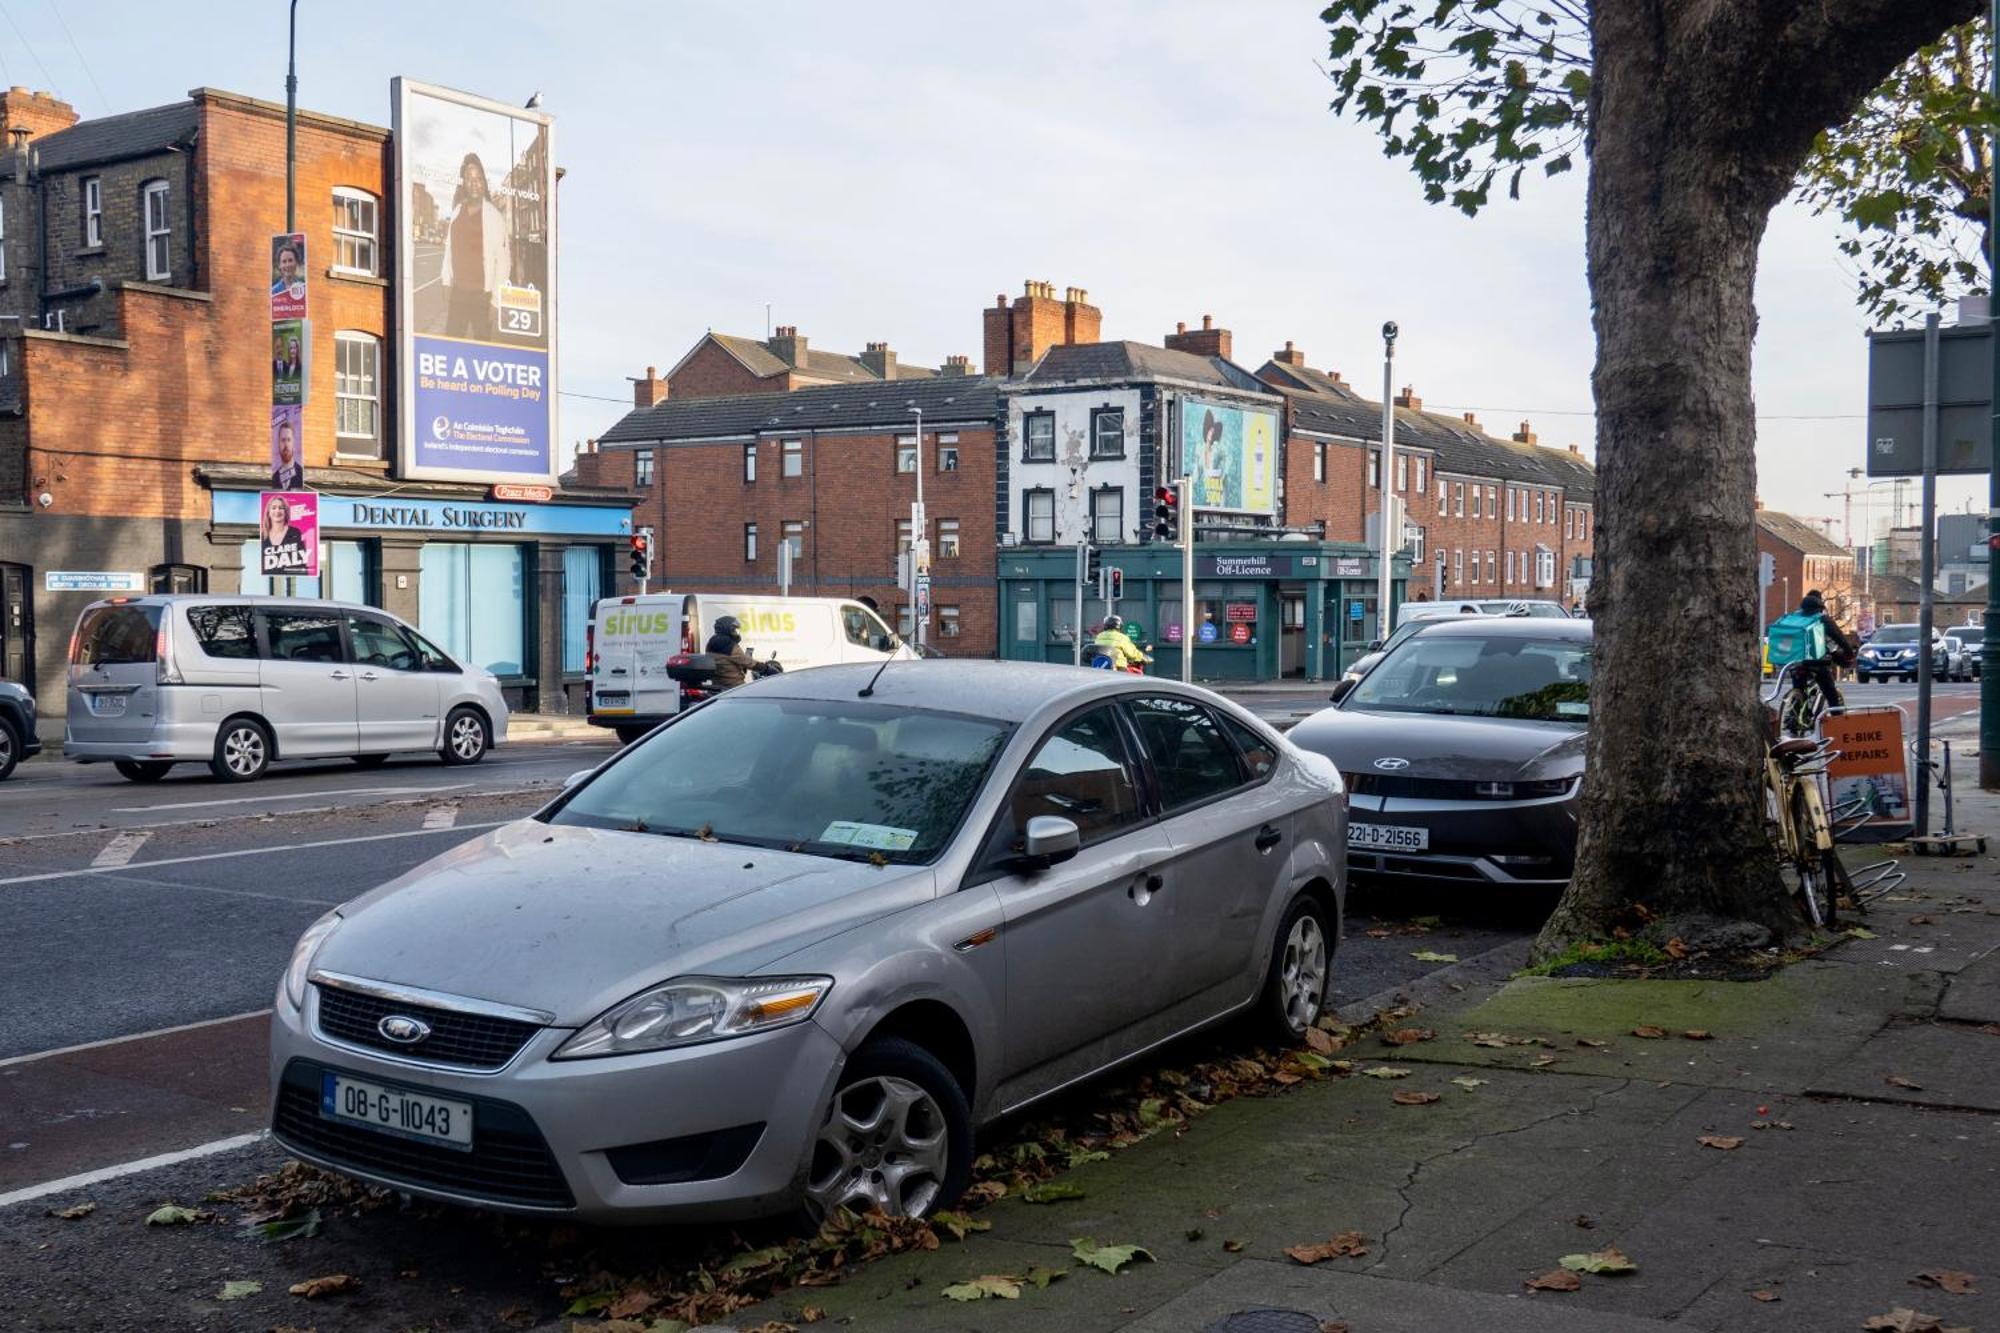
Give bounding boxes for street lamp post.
[285,0,299,232]
[908,404,928,653]
[1377,322,1400,640]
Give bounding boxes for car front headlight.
[283,912,342,1010]
[553,975,833,1060]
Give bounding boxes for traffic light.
[629,530,652,581]
[1085,545,1102,585]
[1108,567,1124,600]
[1152,485,1180,543]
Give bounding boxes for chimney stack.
[631,365,668,409]
[983,280,1100,376]
[1393,385,1422,411]
[1568,443,1582,456]
[1461,411,1479,429]
[768,325,808,367]
[1164,314,1232,362]
[1511,420,1538,446]
[941,354,973,377]
[1272,340,1306,367]
[860,341,897,380]
[0,86,78,144]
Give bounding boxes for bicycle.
[1763,726,1847,926]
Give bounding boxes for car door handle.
[1255,825,1284,852]
[328,670,351,680]
[1128,873,1165,902]
[359,671,380,681]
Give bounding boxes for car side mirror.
[563,769,593,789]
[1329,678,1356,703]
[1019,815,1081,871]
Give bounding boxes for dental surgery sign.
[393,78,557,484]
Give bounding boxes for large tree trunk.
[1537,0,1978,956]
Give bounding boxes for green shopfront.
[998,542,1410,682]
[207,479,637,714]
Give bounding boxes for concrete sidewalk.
[723,834,2000,1331]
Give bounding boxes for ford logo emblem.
[1373,757,1411,771]
[377,1015,431,1045]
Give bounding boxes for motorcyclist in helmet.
[705,615,757,689]
[1090,614,1151,671]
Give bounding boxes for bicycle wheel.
[1823,839,1862,917]
[1780,685,1812,737]
[1789,784,1837,928]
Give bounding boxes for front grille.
[272,1060,574,1209]
[314,982,541,1070]
[1344,773,1573,801]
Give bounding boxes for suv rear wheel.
[210,718,272,782]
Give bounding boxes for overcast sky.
[13,0,1983,538]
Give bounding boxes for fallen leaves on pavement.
[243,1207,322,1243]
[1410,950,1459,963]
[1751,1289,1780,1302]
[1285,1231,1370,1264]
[1632,1025,1668,1039]
[1682,1029,1713,1040]
[1862,1308,1970,1332]
[606,1288,659,1318]
[1451,1076,1489,1090]
[288,1274,360,1299]
[1392,1090,1442,1106]
[1886,1074,1925,1091]
[144,1204,210,1226]
[941,1275,1022,1301]
[1381,1026,1436,1046]
[46,1202,94,1220]
[1360,1065,1413,1079]
[1697,1135,1745,1151]
[1912,1269,1977,1295]
[1021,1181,1086,1204]
[1070,1238,1154,1275]
[1526,1269,1583,1292]
[215,1280,262,1301]
[1560,1246,1638,1275]
[1529,1054,1559,1068]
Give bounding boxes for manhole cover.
[1202,1310,1326,1333]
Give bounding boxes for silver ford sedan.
[269,661,1346,1224]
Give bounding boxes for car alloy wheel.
[1279,911,1329,1034]
[807,1073,950,1219]
[211,720,269,782]
[0,718,16,782]
[441,709,487,765]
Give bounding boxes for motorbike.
[664,648,783,706]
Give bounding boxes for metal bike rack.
[1909,737,1988,856]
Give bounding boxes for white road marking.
[0,1009,271,1070]
[0,785,554,845]
[111,783,473,813]
[0,1132,269,1210]
[0,821,511,889]
[421,804,459,830]
[89,831,152,868]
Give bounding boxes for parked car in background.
[0,679,41,781]
[1396,600,1485,628]
[65,596,507,783]
[1291,618,1592,889]
[270,662,1346,1223]
[1854,623,1950,683]
[1472,599,1572,618]
[1941,627,1981,681]
[1334,614,1475,696]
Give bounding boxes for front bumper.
[269,982,846,1223]
[1344,792,1577,887]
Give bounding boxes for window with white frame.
[1486,550,1496,583]
[1454,482,1465,517]
[1437,481,1447,516]
[897,604,916,637]
[1091,487,1123,545]
[1565,507,1574,540]
[1396,455,1408,492]
[333,332,381,453]
[1314,443,1325,482]
[1506,550,1516,583]
[142,180,171,280]
[1470,485,1481,519]
[82,176,102,247]
[1415,456,1427,492]
[634,449,654,487]
[938,518,960,558]
[781,520,804,562]
[895,518,914,554]
[1023,412,1055,461]
[744,523,758,562]
[0,197,7,281]
[1091,408,1124,459]
[1487,486,1497,515]
[1368,451,1380,488]
[1409,525,1426,564]
[1024,488,1055,543]
[744,443,758,482]
[331,187,379,275]
[782,439,802,477]
[1508,488,1517,521]
[938,432,959,471]
[938,605,961,639]
[896,435,918,473]
[1453,548,1464,587]
[1537,549,1556,587]
[1535,491,1545,523]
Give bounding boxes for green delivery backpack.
[1765,612,1825,668]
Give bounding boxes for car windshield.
[1872,626,1917,644]
[546,696,1012,865]
[1348,633,1592,722]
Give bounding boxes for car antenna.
[857,650,896,698]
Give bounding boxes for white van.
[587,592,910,740]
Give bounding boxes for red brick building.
[657,327,972,401]
[0,87,637,712]
[1756,507,1856,629]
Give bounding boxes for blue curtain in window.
[421,543,525,675]
[562,546,600,673]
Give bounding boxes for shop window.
[1091,487,1123,545]
[782,521,804,563]
[634,449,654,488]
[1313,443,1325,483]
[150,563,206,594]
[82,176,102,247]
[1013,590,1039,644]
[334,332,382,455]
[1023,488,1055,544]
[1023,411,1055,461]
[744,523,758,562]
[781,439,802,478]
[562,545,603,673]
[331,187,379,275]
[744,443,758,483]
[938,605,961,639]
[1091,408,1124,459]
[896,435,918,473]
[938,519,960,558]
[420,542,526,676]
[142,179,171,281]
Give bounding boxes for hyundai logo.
[377,1014,431,1045]
[1373,757,1411,771]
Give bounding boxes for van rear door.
[592,595,686,720]
[67,602,164,746]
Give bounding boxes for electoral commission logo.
[431,415,452,441]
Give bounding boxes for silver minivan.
[65,596,509,782]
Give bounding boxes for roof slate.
[35,100,198,171]
[705,333,939,386]
[1024,341,1272,394]
[601,374,1001,445]
[1757,509,1851,559]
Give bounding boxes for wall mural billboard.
[393,78,556,483]
[1180,399,1278,515]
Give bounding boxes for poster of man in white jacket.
[440,152,511,340]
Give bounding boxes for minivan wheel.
[209,719,271,782]
[0,717,18,781]
[1256,893,1334,1044]
[804,1037,970,1222]
[113,759,173,782]
[440,708,488,766]
[614,726,649,747]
